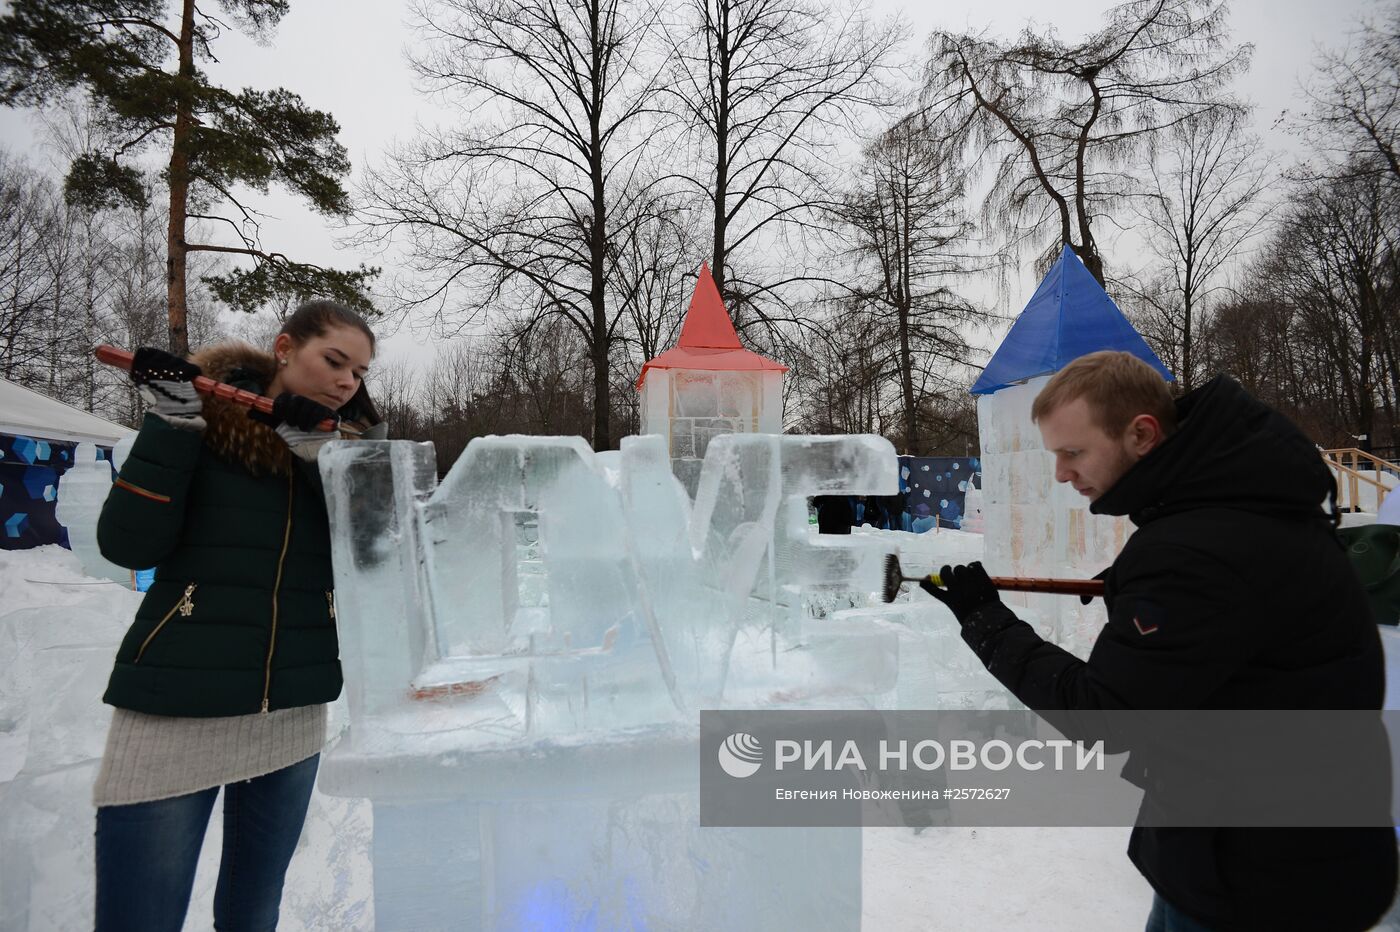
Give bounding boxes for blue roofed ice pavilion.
[970,245,1174,395]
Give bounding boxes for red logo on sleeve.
[1133,617,1159,636]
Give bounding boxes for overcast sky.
[0,0,1382,368]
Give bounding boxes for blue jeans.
[94,753,319,932]
[1146,893,1216,932]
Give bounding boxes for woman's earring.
[278,357,288,367]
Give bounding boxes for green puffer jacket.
[99,343,365,717]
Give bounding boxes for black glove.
[130,346,203,425]
[919,561,1002,624]
[251,392,339,462]
[130,346,200,386]
[251,392,338,431]
[1080,567,1110,605]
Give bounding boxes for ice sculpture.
[110,435,134,473]
[317,431,900,930]
[53,442,127,585]
[961,485,986,534]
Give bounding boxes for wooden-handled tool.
[882,553,1104,603]
[95,344,346,433]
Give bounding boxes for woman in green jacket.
[92,300,382,932]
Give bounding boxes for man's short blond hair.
[1030,350,1177,437]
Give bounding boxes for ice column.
[54,442,127,584]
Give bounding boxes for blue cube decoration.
[5,512,29,539]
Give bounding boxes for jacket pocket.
[134,583,198,663]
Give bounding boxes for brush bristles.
[882,553,904,603]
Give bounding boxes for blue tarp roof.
[970,246,1174,395]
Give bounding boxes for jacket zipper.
[326,590,336,620]
[134,583,197,663]
[263,470,296,713]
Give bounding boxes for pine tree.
[0,0,376,354]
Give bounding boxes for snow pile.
[0,546,371,932]
[0,546,135,783]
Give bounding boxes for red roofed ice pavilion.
[637,263,786,490]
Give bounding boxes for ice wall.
[978,377,1133,655]
[639,368,784,496]
[316,431,899,930]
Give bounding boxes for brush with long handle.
[95,344,354,434]
[882,553,1105,603]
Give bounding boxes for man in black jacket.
[926,351,1397,931]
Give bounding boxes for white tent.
[0,377,134,446]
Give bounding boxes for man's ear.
[1126,414,1165,456]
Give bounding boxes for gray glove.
[130,347,205,430]
[275,423,333,462]
[251,393,339,462]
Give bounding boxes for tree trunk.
[1080,247,1105,287]
[1072,80,1105,287]
[1182,251,1195,392]
[710,2,731,300]
[83,216,98,412]
[165,0,196,356]
[897,180,916,454]
[587,1,611,450]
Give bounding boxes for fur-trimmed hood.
[188,341,381,477]
[189,343,295,477]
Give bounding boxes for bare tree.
[1127,108,1272,389]
[0,154,59,381]
[789,300,891,436]
[839,116,982,453]
[358,0,666,450]
[1118,269,1186,382]
[664,0,900,331]
[101,201,172,423]
[364,357,422,442]
[609,196,704,374]
[498,316,594,435]
[0,145,226,423]
[1195,293,1314,420]
[1256,166,1399,451]
[1302,3,1400,184]
[417,341,498,473]
[35,190,95,399]
[1299,2,1400,454]
[924,0,1249,284]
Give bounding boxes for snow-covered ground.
[0,546,375,932]
[3,532,1399,930]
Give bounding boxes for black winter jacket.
[99,343,370,717]
[961,376,1397,931]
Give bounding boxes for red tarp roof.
[636,263,787,388]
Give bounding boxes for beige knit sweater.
[92,703,327,807]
